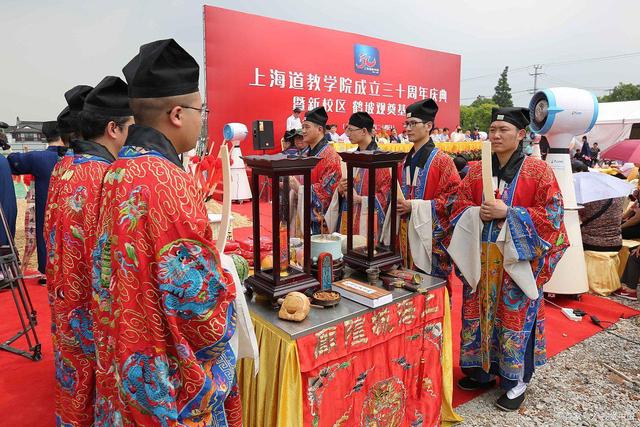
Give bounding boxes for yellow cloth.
[584,251,621,296]
[617,239,640,277]
[599,167,621,176]
[330,141,481,154]
[442,287,464,425]
[330,142,355,152]
[377,142,413,152]
[435,141,482,153]
[237,312,303,427]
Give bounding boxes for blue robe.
[8,146,65,273]
[0,155,17,246]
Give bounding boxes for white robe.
[220,253,260,375]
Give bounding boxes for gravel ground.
[455,296,640,426]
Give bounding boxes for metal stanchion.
[0,203,41,361]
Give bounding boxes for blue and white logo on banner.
[354,44,380,76]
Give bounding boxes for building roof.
[6,119,44,134]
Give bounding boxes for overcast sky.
[1,0,639,122]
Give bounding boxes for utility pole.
[529,64,543,93]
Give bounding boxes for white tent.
[577,101,640,151]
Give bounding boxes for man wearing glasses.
[396,99,461,277]
[289,106,341,234]
[326,112,390,241]
[91,39,241,426]
[43,76,133,427]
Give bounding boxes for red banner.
[296,289,446,426]
[203,6,461,157]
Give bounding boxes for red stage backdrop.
[204,6,461,156]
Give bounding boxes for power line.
[544,51,640,68]
[461,51,640,82]
[530,65,544,93]
[460,89,530,102]
[461,66,529,82]
[542,73,613,91]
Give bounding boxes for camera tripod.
[0,203,41,361]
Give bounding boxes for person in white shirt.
[286,107,303,130]
[442,127,451,142]
[325,124,340,142]
[451,126,465,142]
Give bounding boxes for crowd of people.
[280,100,567,414]
[285,108,488,145]
[1,39,245,426]
[0,35,631,426]
[570,143,640,301]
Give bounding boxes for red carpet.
[1,273,638,425]
[0,279,55,427]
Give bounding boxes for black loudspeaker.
[252,120,274,150]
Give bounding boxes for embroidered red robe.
[91,125,240,427]
[44,142,114,427]
[398,145,460,276]
[309,141,342,234]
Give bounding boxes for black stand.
[0,204,41,361]
[243,154,321,302]
[257,149,272,203]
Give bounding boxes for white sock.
[506,379,527,399]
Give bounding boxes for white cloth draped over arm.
[325,190,340,234]
[220,253,260,376]
[406,199,433,274]
[358,196,369,236]
[297,186,304,235]
[447,206,483,290]
[326,189,369,236]
[381,182,404,246]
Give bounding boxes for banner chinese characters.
[204,6,461,157]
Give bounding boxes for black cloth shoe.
[495,391,526,411]
[457,376,496,391]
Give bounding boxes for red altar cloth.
[297,288,445,426]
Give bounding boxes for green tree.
[492,66,513,107]
[460,102,497,131]
[598,82,640,102]
[470,95,494,107]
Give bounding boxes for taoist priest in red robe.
[394,99,461,277]
[288,106,342,234]
[91,39,241,426]
[448,107,568,411]
[44,76,133,426]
